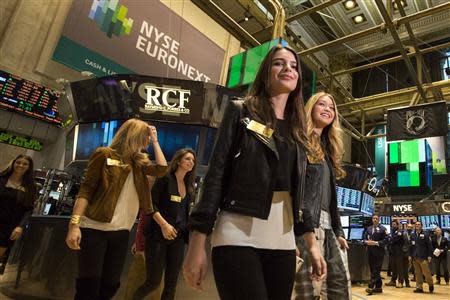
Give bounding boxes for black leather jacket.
[188,100,310,235]
[296,156,344,237]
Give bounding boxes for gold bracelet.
[70,215,81,225]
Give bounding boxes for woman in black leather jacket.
[292,92,351,300]
[183,45,326,300]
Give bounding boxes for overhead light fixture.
[393,0,407,10]
[343,0,357,10]
[243,7,252,22]
[352,14,366,24]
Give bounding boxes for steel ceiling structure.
[191,0,450,140]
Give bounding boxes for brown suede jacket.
[77,147,168,222]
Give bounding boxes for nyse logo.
[393,204,413,213]
[144,85,191,114]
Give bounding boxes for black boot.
[98,280,120,300]
[74,277,100,300]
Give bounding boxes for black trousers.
[401,254,410,285]
[434,255,449,283]
[368,252,384,289]
[212,246,296,300]
[390,253,405,284]
[75,228,130,300]
[132,236,185,300]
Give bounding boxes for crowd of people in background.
[365,216,449,296]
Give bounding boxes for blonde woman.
[65,119,168,300]
[293,92,351,300]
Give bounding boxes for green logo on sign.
[88,0,133,38]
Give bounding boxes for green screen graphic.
[227,38,287,88]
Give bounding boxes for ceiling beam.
[374,0,427,102]
[325,41,450,77]
[393,0,442,102]
[297,1,450,57]
[252,0,342,36]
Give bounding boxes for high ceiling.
[192,0,450,140]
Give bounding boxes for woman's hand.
[337,236,349,250]
[183,232,208,291]
[9,227,23,240]
[161,223,178,240]
[308,243,327,281]
[65,225,82,250]
[149,125,158,144]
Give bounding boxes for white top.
[81,171,139,231]
[211,191,296,250]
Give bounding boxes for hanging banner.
[52,0,224,83]
[374,125,386,180]
[386,101,448,141]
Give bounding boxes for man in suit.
[431,227,449,285]
[364,215,388,295]
[410,221,434,293]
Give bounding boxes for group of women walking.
[0,44,351,300]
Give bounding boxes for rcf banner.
[386,101,448,141]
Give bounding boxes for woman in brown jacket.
[65,118,168,300]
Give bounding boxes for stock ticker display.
[0,70,61,125]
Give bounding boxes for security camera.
[81,71,94,77]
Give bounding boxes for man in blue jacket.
[364,215,388,295]
[410,221,434,293]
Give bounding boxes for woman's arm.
[65,197,89,250]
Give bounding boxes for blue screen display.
[440,215,450,229]
[349,227,365,240]
[360,193,375,215]
[418,215,439,230]
[336,186,361,211]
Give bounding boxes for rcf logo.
[88,0,134,38]
[144,85,191,115]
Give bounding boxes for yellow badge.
[246,120,274,138]
[170,195,182,202]
[106,158,122,166]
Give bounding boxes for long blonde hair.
[305,92,346,179]
[109,118,151,167]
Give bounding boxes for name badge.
[107,158,121,166]
[170,195,182,203]
[246,120,274,138]
[419,234,424,238]
[411,240,416,245]
[376,227,380,232]
[398,232,402,236]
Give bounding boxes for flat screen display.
[340,216,349,227]
[360,193,375,215]
[336,186,361,211]
[440,215,450,229]
[350,215,366,227]
[343,228,349,239]
[384,224,391,234]
[0,69,61,125]
[418,215,439,230]
[379,216,391,225]
[48,191,61,201]
[349,227,364,240]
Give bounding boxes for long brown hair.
[109,118,151,167]
[169,148,197,199]
[305,92,346,179]
[245,44,307,145]
[0,154,36,207]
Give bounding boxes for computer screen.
[350,215,368,227]
[343,228,349,239]
[440,215,450,229]
[418,215,440,230]
[340,216,349,227]
[48,191,61,201]
[43,203,52,215]
[379,216,391,225]
[336,186,362,211]
[349,227,365,240]
[360,193,375,215]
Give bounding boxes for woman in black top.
[183,45,326,300]
[0,155,36,257]
[133,148,197,300]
